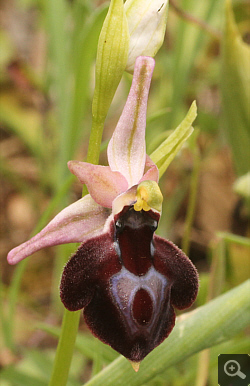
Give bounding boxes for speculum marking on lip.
[132,288,153,325]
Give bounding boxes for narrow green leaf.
[38,323,119,363]
[84,280,250,386]
[66,4,109,157]
[48,310,81,386]
[207,236,226,300]
[45,0,69,118]
[0,367,47,386]
[25,349,54,380]
[217,231,250,286]
[150,101,197,178]
[221,0,250,176]
[0,92,42,157]
[45,0,72,186]
[166,0,221,130]
[217,232,250,247]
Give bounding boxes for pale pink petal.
[68,161,128,208]
[140,155,159,183]
[7,195,110,265]
[107,56,155,187]
[112,186,137,217]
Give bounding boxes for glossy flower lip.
[60,205,199,362]
[7,56,156,265]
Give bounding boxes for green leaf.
[166,0,221,130]
[66,4,109,158]
[0,92,42,157]
[45,0,69,120]
[25,349,54,381]
[0,367,47,386]
[38,323,119,363]
[221,0,250,176]
[84,280,250,385]
[216,231,250,286]
[48,310,81,386]
[150,101,197,178]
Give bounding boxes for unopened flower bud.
[125,0,168,72]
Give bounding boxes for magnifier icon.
[224,360,246,379]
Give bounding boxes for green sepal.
[150,101,197,178]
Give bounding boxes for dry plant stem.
[169,0,221,41]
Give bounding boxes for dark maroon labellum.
[133,288,153,325]
[60,206,199,362]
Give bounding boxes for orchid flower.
[7,56,198,364]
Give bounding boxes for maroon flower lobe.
[60,206,199,362]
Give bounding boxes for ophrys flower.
[7,56,198,364]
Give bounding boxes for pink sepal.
[107,56,155,187]
[68,161,128,208]
[140,155,159,183]
[7,195,110,265]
